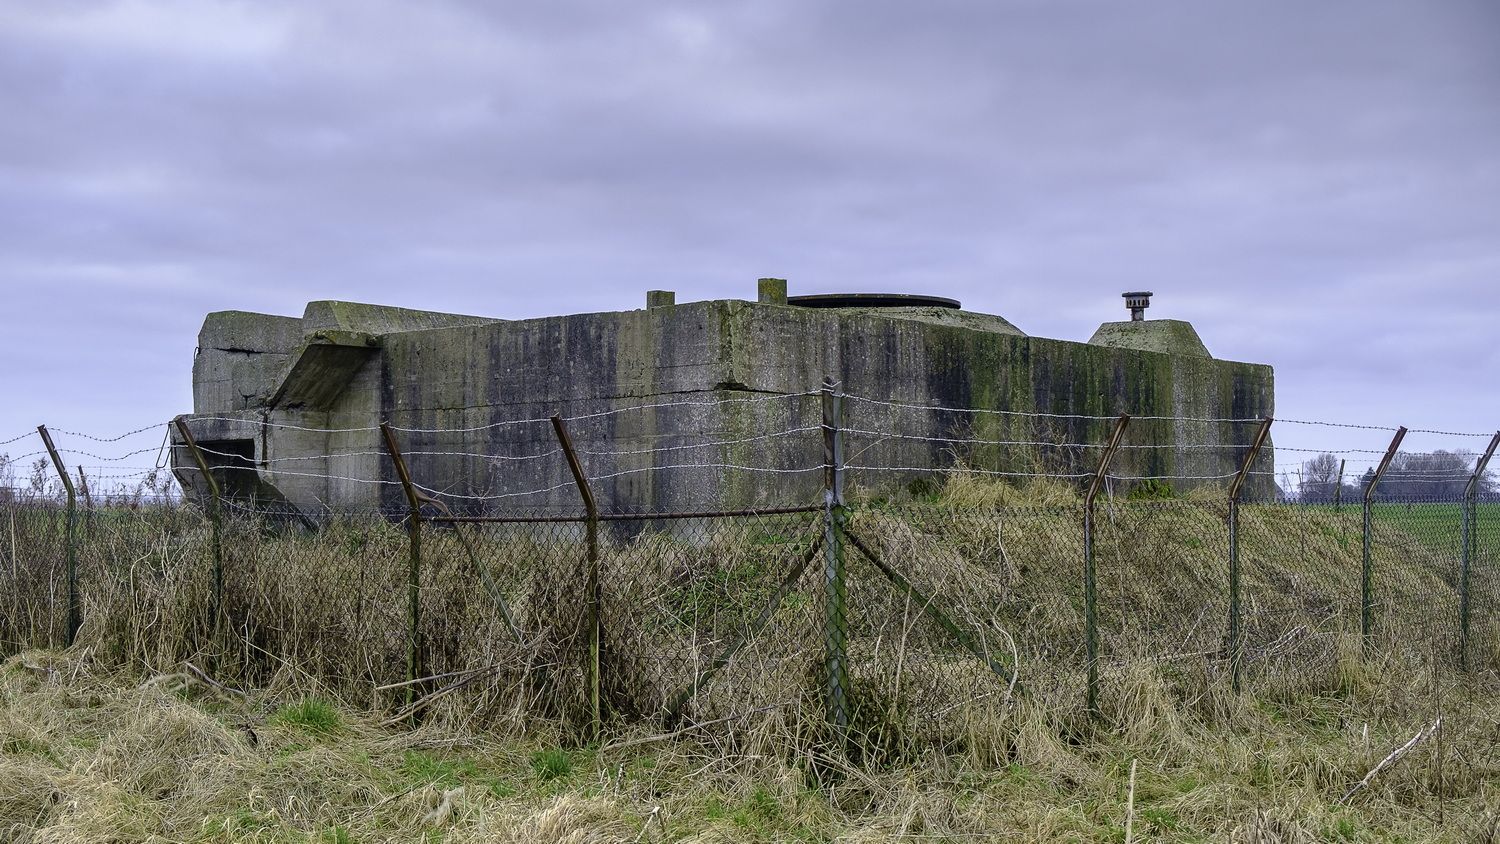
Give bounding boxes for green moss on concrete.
[825,306,1025,336]
[1088,320,1212,358]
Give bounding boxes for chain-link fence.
[1470,502,1500,673]
[0,500,70,650]
[3,488,1499,739]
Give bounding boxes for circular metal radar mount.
[786,293,962,310]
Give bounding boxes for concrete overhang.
[268,330,382,411]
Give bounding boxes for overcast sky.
[1,0,1498,483]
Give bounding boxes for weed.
[1128,478,1177,501]
[530,748,573,782]
[401,751,480,787]
[269,697,343,737]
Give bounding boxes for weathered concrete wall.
[193,311,304,413]
[174,296,1275,515]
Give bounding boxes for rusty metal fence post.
[1084,414,1129,715]
[552,415,602,740]
[1362,426,1407,653]
[820,377,850,738]
[37,426,80,646]
[174,419,224,633]
[1334,459,1346,512]
[1227,417,1273,693]
[380,423,425,711]
[1460,432,1500,671]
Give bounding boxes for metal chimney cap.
[1122,291,1153,321]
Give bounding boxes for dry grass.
[3,646,1498,842]
[3,473,1500,840]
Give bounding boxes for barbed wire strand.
[192,416,382,434]
[845,428,1304,452]
[177,463,404,488]
[56,445,166,463]
[846,463,1091,479]
[0,430,38,448]
[842,393,1262,424]
[46,421,168,443]
[562,391,818,423]
[414,462,827,503]
[172,442,564,466]
[581,426,822,457]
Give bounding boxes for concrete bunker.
[172,285,1274,515]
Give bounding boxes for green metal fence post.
[1459,432,1500,671]
[1227,417,1273,694]
[821,377,850,739]
[174,418,223,634]
[380,422,425,713]
[1084,414,1130,716]
[552,415,602,741]
[1362,427,1407,654]
[36,426,79,646]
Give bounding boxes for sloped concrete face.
[1088,319,1213,358]
[300,300,500,335]
[174,296,1275,515]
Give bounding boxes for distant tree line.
[1295,450,1497,503]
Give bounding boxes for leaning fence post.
[380,422,425,712]
[1227,417,1273,694]
[77,467,96,538]
[1084,413,1130,716]
[76,467,94,511]
[37,426,80,646]
[174,418,223,633]
[1362,426,1407,653]
[1334,459,1346,511]
[551,414,602,740]
[1459,432,1500,671]
[820,377,850,740]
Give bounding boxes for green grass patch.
[401,750,482,786]
[268,697,344,736]
[530,747,574,782]
[1368,501,1500,555]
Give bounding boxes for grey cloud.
[1,0,1497,468]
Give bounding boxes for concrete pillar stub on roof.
[758,278,788,305]
[646,290,676,309]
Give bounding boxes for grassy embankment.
[2,477,1499,841]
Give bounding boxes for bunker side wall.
[183,299,1275,513]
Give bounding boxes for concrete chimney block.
[757,278,788,305]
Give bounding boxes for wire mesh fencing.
[1235,501,1364,694]
[0,500,70,650]
[215,504,410,702]
[3,486,1500,739]
[838,504,1069,750]
[1366,499,1465,667]
[1469,502,1500,674]
[1091,499,1231,702]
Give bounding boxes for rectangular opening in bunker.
[200,438,257,500]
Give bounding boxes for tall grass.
[2,473,1499,838]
